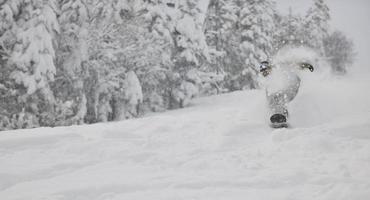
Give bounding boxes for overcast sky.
[275,0,370,72]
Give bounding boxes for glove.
[300,62,314,72]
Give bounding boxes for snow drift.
[0,69,369,199]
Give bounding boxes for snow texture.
[0,70,370,200]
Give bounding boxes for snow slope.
[1,72,370,200]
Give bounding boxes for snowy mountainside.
[0,72,370,200]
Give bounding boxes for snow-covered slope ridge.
[0,73,370,200]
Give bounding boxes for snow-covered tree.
[145,0,213,108]
[56,0,154,124]
[324,31,355,74]
[55,0,90,125]
[80,3,172,120]
[175,0,210,66]
[8,0,59,96]
[88,0,146,23]
[304,0,330,55]
[205,0,239,74]
[232,0,275,89]
[239,0,275,67]
[146,0,210,67]
[118,70,143,119]
[273,8,306,51]
[0,0,60,128]
[205,0,267,91]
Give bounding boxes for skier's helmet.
[260,61,269,70]
[260,61,271,76]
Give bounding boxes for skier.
[258,60,314,128]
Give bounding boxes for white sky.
[275,0,370,71]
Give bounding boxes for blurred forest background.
[0,0,355,130]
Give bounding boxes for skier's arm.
[298,62,314,72]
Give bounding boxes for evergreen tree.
[56,0,90,125]
[239,0,275,67]
[237,0,275,89]
[205,0,239,74]
[304,0,330,55]
[273,8,306,51]
[324,31,355,74]
[121,70,143,119]
[145,0,212,109]
[83,1,171,120]
[0,0,60,129]
[205,0,251,91]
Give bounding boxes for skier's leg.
[267,92,287,116]
[284,76,301,103]
[267,91,288,125]
[267,77,300,125]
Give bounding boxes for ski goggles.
[260,63,271,72]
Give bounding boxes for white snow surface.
[1,72,370,200]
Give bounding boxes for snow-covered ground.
[1,71,370,200]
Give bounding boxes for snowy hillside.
[1,71,370,200]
